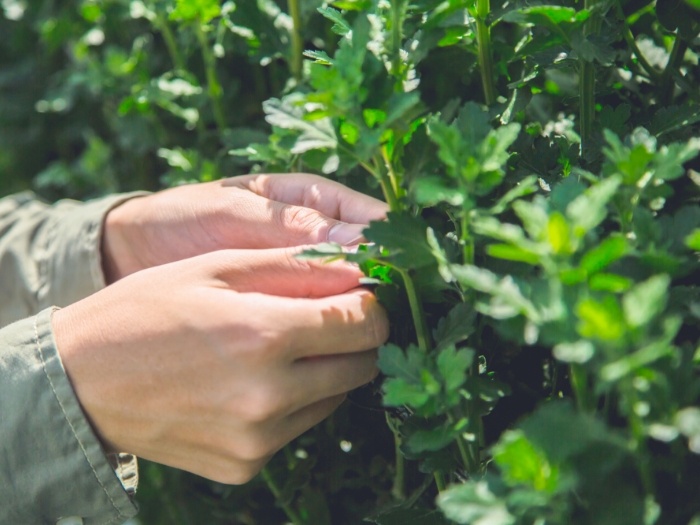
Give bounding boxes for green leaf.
[317,6,351,36]
[486,244,541,265]
[493,430,560,493]
[622,274,671,328]
[547,212,573,255]
[686,229,700,250]
[405,422,463,454]
[303,49,334,65]
[364,213,435,269]
[553,340,595,364]
[263,96,337,154]
[437,481,515,525]
[412,176,464,206]
[170,0,221,23]
[383,378,430,408]
[501,6,588,28]
[580,236,628,274]
[589,273,633,293]
[566,176,621,235]
[576,296,625,341]
[433,303,476,351]
[437,345,474,393]
[377,343,421,382]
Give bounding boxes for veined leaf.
[263,97,337,154]
[623,274,671,328]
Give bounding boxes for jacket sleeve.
[0,191,147,328]
[0,192,147,524]
[0,308,139,525]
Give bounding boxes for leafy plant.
[2,0,700,523]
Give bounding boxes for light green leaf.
[622,274,671,328]
[493,430,560,493]
[263,96,337,154]
[438,482,515,525]
[566,176,621,235]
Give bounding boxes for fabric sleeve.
[0,191,149,329]
[0,307,138,525]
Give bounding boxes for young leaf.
[437,481,515,525]
[622,274,671,329]
[364,213,435,269]
[492,430,560,493]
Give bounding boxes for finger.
[209,247,364,298]
[289,350,379,407]
[226,173,388,224]
[278,288,390,358]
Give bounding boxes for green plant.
[2,0,700,523]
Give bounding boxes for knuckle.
[279,206,329,245]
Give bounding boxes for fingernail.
[328,223,366,246]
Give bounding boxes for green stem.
[448,411,479,474]
[154,13,186,71]
[579,0,602,154]
[386,413,406,500]
[195,22,227,133]
[434,471,447,492]
[287,0,303,81]
[474,0,496,105]
[614,3,661,81]
[398,268,431,352]
[373,154,402,212]
[261,467,304,525]
[659,35,688,107]
[460,212,474,265]
[570,364,595,413]
[390,0,406,80]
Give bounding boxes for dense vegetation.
[2,0,700,523]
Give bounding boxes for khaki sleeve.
[0,191,148,328]
[0,308,138,525]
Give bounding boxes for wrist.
[101,197,148,284]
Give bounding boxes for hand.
[102,173,388,283]
[53,246,389,484]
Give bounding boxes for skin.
[52,173,390,484]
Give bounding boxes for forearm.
[0,191,148,328]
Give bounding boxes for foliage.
[2,0,700,523]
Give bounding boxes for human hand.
[102,173,388,283]
[52,246,388,483]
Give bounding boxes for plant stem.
[261,466,304,525]
[579,0,602,154]
[287,0,303,81]
[398,268,432,352]
[570,364,595,413]
[659,35,688,107]
[434,471,447,492]
[195,22,227,133]
[154,13,186,71]
[460,212,474,265]
[373,154,402,212]
[390,0,406,80]
[386,413,406,500]
[474,0,496,105]
[614,3,661,81]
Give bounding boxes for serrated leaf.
[623,274,671,328]
[405,421,463,454]
[364,213,435,269]
[383,378,431,408]
[303,49,334,65]
[317,5,351,35]
[437,345,474,392]
[263,97,337,154]
[433,303,477,350]
[412,176,464,206]
[377,343,421,381]
[438,481,515,525]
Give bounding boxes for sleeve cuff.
[0,308,138,524]
[39,192,149,308]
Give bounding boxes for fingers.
[209,246,364,298]
[279,288,390,358]
[222,174,388,246]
